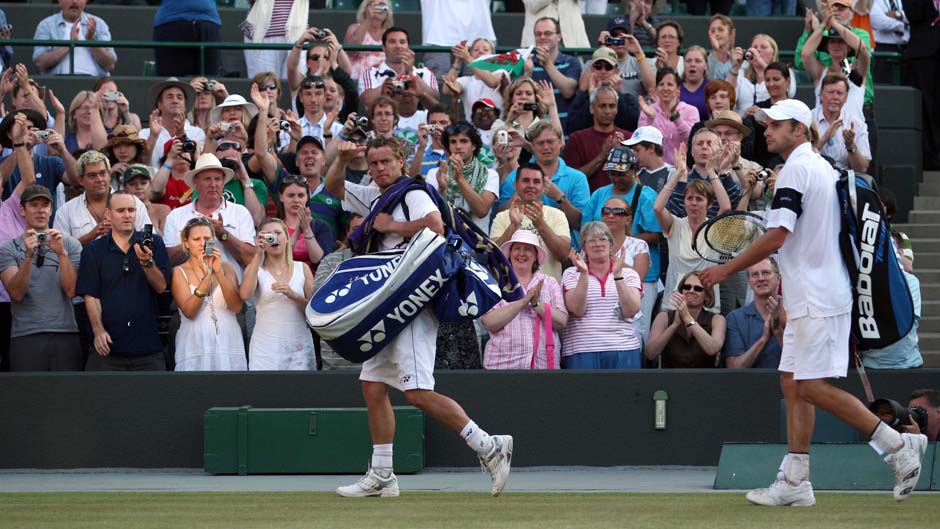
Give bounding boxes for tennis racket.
[692,211,768,264]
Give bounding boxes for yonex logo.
[458,291,479,317]
[325,285,351,304]
[357,321,387,352]
[401,375,411,384]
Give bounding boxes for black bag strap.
[630,182,643,219]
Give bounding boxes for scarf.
[443,156,489,207]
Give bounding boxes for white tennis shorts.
[359,308,438,391]
[778,312,851,380]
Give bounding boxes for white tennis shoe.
[885,432,928,501]
[336,465,400,498]
[479,434,513,496]
[746,480,816,507]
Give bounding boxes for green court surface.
[0,492,937,529]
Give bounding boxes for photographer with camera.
[589,17,655,98]
[358,27,439,111]
[869,390,939,442]
[140,78,206,169]
[205,132,267,227]
[54,151,151,247]
[909,389,940,442]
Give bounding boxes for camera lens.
[744,51,754,61]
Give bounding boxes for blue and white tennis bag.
[836,170,914,350]
[433,235,502,323]
[306,229,449,363]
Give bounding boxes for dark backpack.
[836,170,915,350]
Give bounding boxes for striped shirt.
[561,264,642,355]
[531,52,582,132]
[358,61,438,95]
[265,0,293,38]
[483,272,566,370]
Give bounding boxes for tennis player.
[699,99,927,506]
[326,136,512,498]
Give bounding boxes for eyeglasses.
[261,83,278,91]
[216,142,241,152]
[445,123,473,135]
[583,237,610,245]
[534,31,557,38]
[680,284,705,292]
[592,62,616,71]
[601,207,630,216]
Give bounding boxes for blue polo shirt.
[723,302,782,369]
[531,52,582,132]
[497,158,590,248]
[76,232,171,356]
[582,182,662,283]
[1,153,66,214]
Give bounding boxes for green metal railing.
[6,38,903,83]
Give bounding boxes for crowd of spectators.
[0,0,935,372]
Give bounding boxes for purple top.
[0,191,27,302]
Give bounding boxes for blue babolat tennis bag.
[306,228,450,363]
[837,170,914,350]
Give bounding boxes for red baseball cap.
[163,136,184,156]
[472,98,498,111]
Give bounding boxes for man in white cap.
[162,153,255,272]
[139,78,206,169]
[700,99,928,506]
[626,126,673,192]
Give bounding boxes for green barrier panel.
[714,443,937,490]
[204,406,424,475]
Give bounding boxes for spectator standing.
[645,271,726,368]
[627,0,660,48]
[122,164,170,235]
[312,215,364,370]
[241,217,316,370]
[802,17,870,120]
[637,68,699,166]
[139,78,206,169]
[491,163,571,281]
[344,0,393,82]
[729,34,797,115]
[358,27,439,111]
[429,122,499,232]
[0,184,82,371]
[276,177,330,269]
[420,0,498,80]
[33,0,117,76]
[62,90,108,154]
[870,1,910,82]
[482,230,567,370]
[723,258,785,369]
[153,0,222,77]
[812,74,872,173]
[653,21,684,74]
[171,217,245,371]
[562,85,630,191]
[54,150,151,246]
[563,222,643,368]
[594,17,655,98]
[442,39,509,122]
[528,17,583,131]
[294,135,345,244]
[566,48,641,136]
[706,14,736,82]
[242,0,309,80]
[521,1,589,49]
[76,191,170,371]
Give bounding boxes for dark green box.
[204,406,424,475]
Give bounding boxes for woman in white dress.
[240,218,316,371]
[171,217,246,371]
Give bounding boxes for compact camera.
[261,232,278,245]
[141,224,154,249]
[355,116,369,127]
[427,124,436,135]
[312,29,328,40]
[522,103,539,112]
[605,36,626,46]
[36,232,48,243]
[204,239,216,256]
[497,130,509,146]
[204,81,217,91]
[35,130,52,141]
[744,51,754,62]
[103,90,120,102]
[180,138,197,153]
[219,122,236,133]
[378,4,390,12]
[279,120,291,131]
[219,158,239,172]
[756,170,769,181]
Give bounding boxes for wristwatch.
[557,195,567,204]
[220,231,229,242]
[686,320,697,328]
[141,259,155,269]
[244,180,254,189]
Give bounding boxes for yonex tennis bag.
[836,170,914,350]
[306,228,450,363]
[433,234,503,323]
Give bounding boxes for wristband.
[304,235,314,240]
[162,163,173,171]
[686,320,697,328]
[614,276,624,281]
[12,142,25,148]
[337,131,348,141]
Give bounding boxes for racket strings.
[707,216,762,254]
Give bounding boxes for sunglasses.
[302,79,325,90]
[593,62,616,71]
[680,284,705,293]
[279,175,309,191]
[261,83,278,91]
[445,123,474,136]
[601,207,630,216]
[308,54,330,62]
[216,142,241,152]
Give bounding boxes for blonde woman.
[171,217,246,371]
[491,77,562,145]
[727,34,797,114]
[60,91,107,154]
[344,0,394,81]
[240,217,316,371]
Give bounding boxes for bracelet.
[304,235,314,240]
[12,142,25,148]
[614,276,624,281]
[194,289,208,298]
[686,320,697,328]
[141,259,155,269]
[663,186,675,192]
[161,163,172,171]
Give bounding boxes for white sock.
[869,421,904,455]
[460,420,493,455]
[783,453,809,485]
[371,444,393,470]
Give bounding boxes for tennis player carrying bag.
[837,170,914,350]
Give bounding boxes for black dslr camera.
[141,224,154,249]
[869,398,928,435]
[179,137,197,153]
